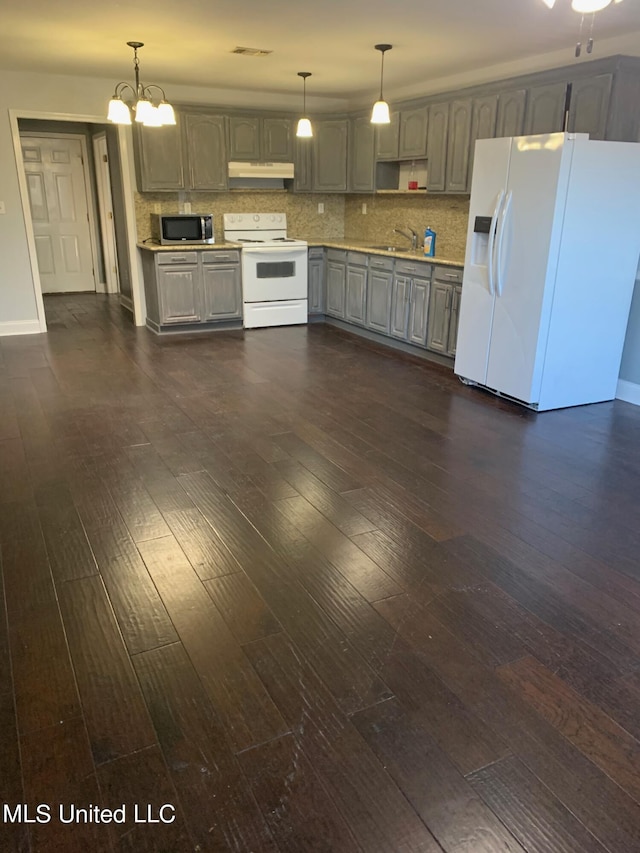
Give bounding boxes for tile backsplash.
[135,190,470,261]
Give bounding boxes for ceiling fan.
[541,0,624,56]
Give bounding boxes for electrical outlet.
[361,203,367,215]
[183,202,192,214]
[153,203,161,214]
[318,203,325,214]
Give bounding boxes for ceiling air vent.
[231,46,273,57]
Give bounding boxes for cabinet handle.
[444,272,460,280]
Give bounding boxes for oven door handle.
[240,246,308,254]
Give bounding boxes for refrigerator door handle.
[495,190,513,298]
[488,190,504,297]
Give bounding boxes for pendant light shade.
[108,42,175,127]
[296,72,313,138]
[371,44,392,124]
[541,0,623,56]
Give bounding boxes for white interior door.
[21,135,96,294]
[92,133,119,294]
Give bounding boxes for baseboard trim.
[0,319,43,337]
[616,379,640,406]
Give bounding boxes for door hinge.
[108,211,113,219]
[103,154,108,163]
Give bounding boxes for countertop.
[137,239,464,267]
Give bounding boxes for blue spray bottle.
[423,227,436,258]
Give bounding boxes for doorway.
[92,132,120,295]
[20,132,98,294]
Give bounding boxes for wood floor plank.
[136,535,288,752]
[163,506,243,580]
[468,756,609,853]
[204,573,282,645]
[133,642,279,853]
[36,484,98,582]
[352,697,526,853]
[57,575,157,764]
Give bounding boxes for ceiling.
[3,0,640,108]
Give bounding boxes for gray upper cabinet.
[262,117,293,161]
[525,82,567,135]
[468,95,498,188]
[496,89,527,138]
[135,120,185,192]
[228,116,261,160]
[314,120,348,192]
[293,137,313,192]
[426,103,449,191]
[569,73,612,140]
[446,99,472,192]
[184,113,227,191]
[399,107,428,159]
[375,112,400,159]
[349,116,376,192]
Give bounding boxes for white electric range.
[223,213,308,329]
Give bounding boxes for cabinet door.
[157,265,201,324]
[390,275,411,339]
[262,118,293,162]
[201,264,242,321]
[184,113,228,191]
[408,278,430,346]
[525,83,567,135]
[326,261,346,318]
[308,256,325,314]
[399,107,428,159]
[294,137,313,192]
[135,121,185,191]
[446,99,472,192]
[426,103,449,191]
[375,112,400,160]
[366,268,393,334]
[345,264,367,326]
[447,285,462,357]
[496,89,527,138]
[349,116,375,192]
[468,95,498,188]
[569,74,612,140]
[426,280,451,352]
[229,116,261,160]
[314,120,348,192]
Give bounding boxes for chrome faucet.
[393,227,419,251]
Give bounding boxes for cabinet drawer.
[156,251,199,265]
[434,265,463,283]
[308,247,324,260]
[327,249,348,262]
[395,259,432,277]
[368,255,394,272]
[201,250,240,264]
[348,251,368,266]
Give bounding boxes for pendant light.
[541,0,623,54]
[108,42,175,127]
[296,72,313,138]
[371,44,392,125]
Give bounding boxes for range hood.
[228,161,294,179]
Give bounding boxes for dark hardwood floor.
[2,292,640,852]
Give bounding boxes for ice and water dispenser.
[470,215,493,266]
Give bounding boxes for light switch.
[183,202,192,214]
[361,203,367,214]
[318,203,325,214]
[0,201,6,214]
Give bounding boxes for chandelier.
[107,42,175,127]
[541,0,623,55]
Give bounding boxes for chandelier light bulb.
[108,42,174,129]
[107,97,131,125]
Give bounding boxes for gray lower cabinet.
[391,260,433,346]
[496,89,527,138]
[201,252,242,321]
[314,120,349,192]
[426,103,449,191]
[325,250,347,318]
[308,248,325,315]
[524,82,567,135]
[349,116,376,192]
[346,253,367,325]
[184,113,227,191]
[366,255,394,334]
[143,249,241,331]
[134,120,185,191]
[427,266,464,354]
[446,98,472,192]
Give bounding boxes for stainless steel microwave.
[151,213,214,245]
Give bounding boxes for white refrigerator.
[454,132,640,411]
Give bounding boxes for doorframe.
[92,131,120,294]
[20,130,100,295]
[9,109,144,331]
